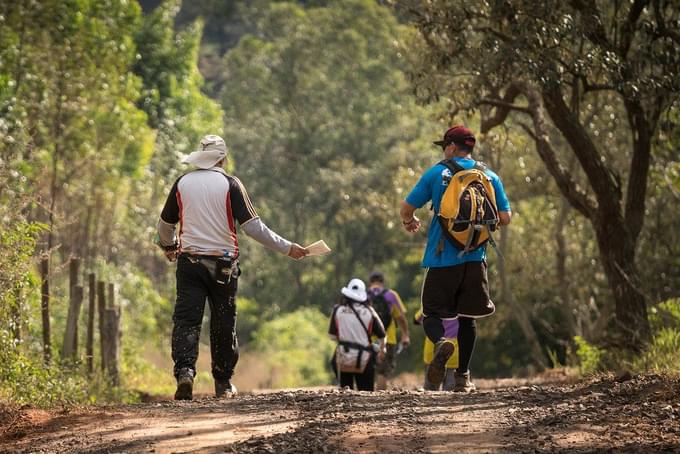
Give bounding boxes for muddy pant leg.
[208,276,239,382]
[457,317,476,373]
[356,361,375,391]
[172,257,209,378]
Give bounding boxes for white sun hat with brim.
[341,278,368,302]
[182,134,228,169]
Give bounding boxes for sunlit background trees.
[0,0,678,405]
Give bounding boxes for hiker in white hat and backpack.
[328,278,386,391]
[156,134,309,400]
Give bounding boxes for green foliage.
[134,0,223,182]
[251,307,335,388]
[572,300,680,375]
[0,341,88,407]
[1,0,678,408]
[635,299,680,373]
[573,335,606,375]
[220,0,435,313]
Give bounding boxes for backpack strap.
[347,302,371,344]
[346,302,374,369]
[438,158,466,175]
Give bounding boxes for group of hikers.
[156,124,511,400]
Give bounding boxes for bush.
[573,299,680,375]
[251,307,335,389]
[573,335,606,375]
[0,330,88,407]
[634,299,680,373]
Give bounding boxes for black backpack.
[369,289,392,329]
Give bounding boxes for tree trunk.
[40,255,51,364]
[62,258,82,361]
[594,223,650,350]
[86,273,96,375]
[97,280,107,372]
[11,287,22,343]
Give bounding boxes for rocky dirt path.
[1,373,679,453]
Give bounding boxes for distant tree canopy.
[219,0,436,313]
[404,0,680,350]
[0,0,679,397]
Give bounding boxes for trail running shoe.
[423,366,439,391]
[174,369,194,401]
[453,371,477,393]
[442,368,456,391]
[215,380,237,398]
[426,339,455,388]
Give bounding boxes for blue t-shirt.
[405,157,511,268]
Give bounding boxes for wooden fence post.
[103,293,121,387]
[97,280,107,372]
[86,273,96,375]
[62,258,82,361]
[98,283,121,386]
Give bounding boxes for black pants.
[172,254,239,382]
[339,360,375,391]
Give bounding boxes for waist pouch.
[182,254,240,284]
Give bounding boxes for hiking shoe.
[426,339,455,388]
[423,367,439,391]
[174,368,194,401]
[215,380,237,398]
[442,368,456,391]
[453,371,476,393]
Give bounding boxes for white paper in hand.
[306,240,331,256]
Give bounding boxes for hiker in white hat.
[328,278,386,391]
[156,133,309,400]
[182,134,229,169]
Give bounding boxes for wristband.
[402,218,415,225]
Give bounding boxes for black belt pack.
[184,254,237,285]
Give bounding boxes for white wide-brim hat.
[183,134,228,169]
[341,278,368,302]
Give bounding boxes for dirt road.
[1,373,679,453]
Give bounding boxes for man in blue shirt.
[400,125,511,391]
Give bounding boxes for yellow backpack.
[437,159,500,256]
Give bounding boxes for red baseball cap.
[433,125,476,149]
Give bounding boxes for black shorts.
[421,261,494,319]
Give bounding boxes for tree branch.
[541,84,623,221]
[479,83,525,133]
[582,79,616,93]
[518,85,597,219]
[569,0,613,50]
[623,97,653,241]
[652,0,680,46]
[620,0,649,56]
[478,98,530,114]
